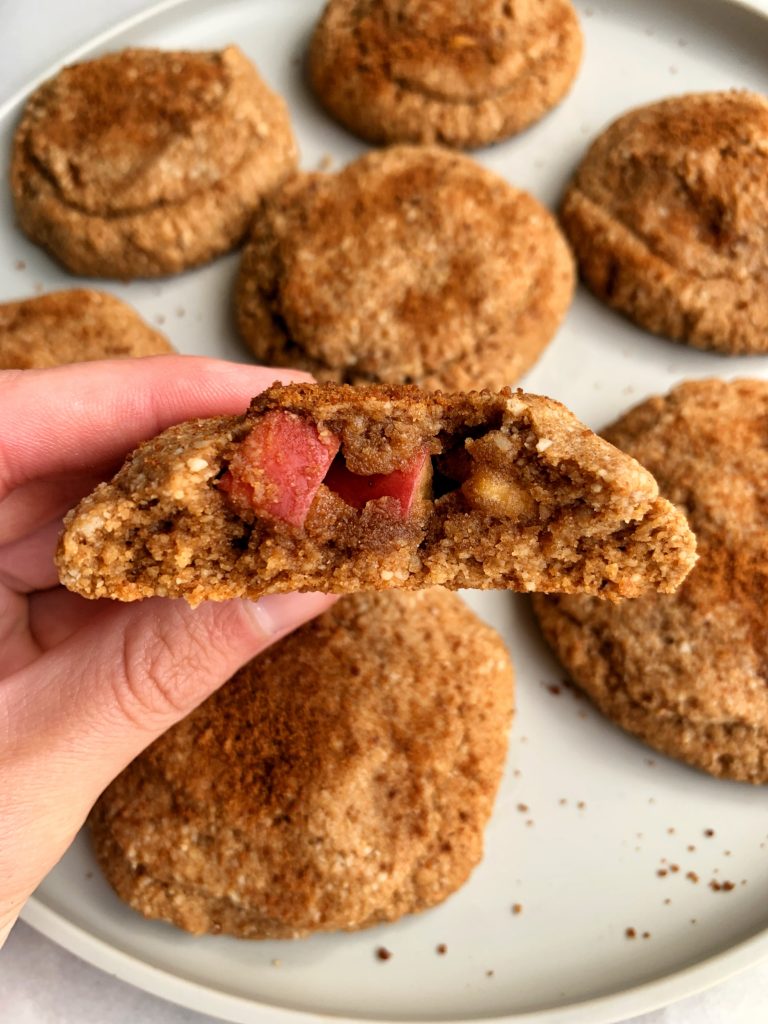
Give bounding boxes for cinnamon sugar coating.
[89,590,514,938]
[11,46,297,278]
[235,146,574,390]
[56,382,696,604]
[308,0,582,148]
[562,91,768,353]
[534,379,768,782]
[0,290,172,368]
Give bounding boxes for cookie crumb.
[670,864,680,873]
[376,947,392,961]
[511,903,523,915]
[577,801,586,810]
[686,871,700,884]
[486,970,494,978]
[642,931,651,940]
[704,829,715,837]
[625,927,636,939]
[516,803,529,813]
[663,898,671,905]
[271,958,281,967]
[657,869,668,878]
[436,943,448,955]
[687,845,696,852]
[14,259,26,270]
[547,684,561,696]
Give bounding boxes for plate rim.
[12,0,768,1020]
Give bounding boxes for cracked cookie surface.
[56,382,696,604]
[562,91,768,353]
[534,379,768,782]
[236,146,574,391]
[89,589,514,938]
[11,46,297,278]
[308,0,582,148]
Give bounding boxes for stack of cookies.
[5,0,767,945]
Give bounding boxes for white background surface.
[1,1,768,1022]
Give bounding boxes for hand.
[0,356,336,946]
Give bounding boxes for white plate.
[7,0,768,1021]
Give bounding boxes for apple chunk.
[219,411,340,527]
[324,447,432,519]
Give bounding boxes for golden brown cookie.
[89,590,514,938]
[0,290,172,368]
[561,91,768,354]
[235,146,574,390]
[533,379,768,782]
[11,46,297,279]
[57,381,696,605]
[308,0,583,148]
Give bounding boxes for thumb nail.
[240,591,336,638]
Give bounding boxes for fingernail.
[241,592,336,637]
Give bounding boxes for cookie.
[561,91,768,354]
[533,379,768,782]
[89,590,514,938]
[0,289,172,368]
[11,46,297,279]
[57,381,696,604]
[308,0,583,148]
[235,146,574,390]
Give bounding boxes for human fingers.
[6,591,337,793]
[1,590,336,918]
[27,587,104,651]
[0,518,63,591]
[0,472,108,546]
[0,357,311,502]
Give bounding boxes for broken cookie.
[57,382,696,604]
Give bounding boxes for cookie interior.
[57,383,696,603]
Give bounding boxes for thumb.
[11,592,336,790]
[2,591,335,904]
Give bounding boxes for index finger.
[0,357,310,502]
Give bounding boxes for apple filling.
[219,412,539,530]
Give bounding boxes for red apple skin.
[220,412,340,528]
[324,447,431,519]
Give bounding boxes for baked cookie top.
[561,91,768,353]
[11,46,297,278]
[0,290,172,369]
[534,379,768,782]
[308,0,582,148]
[236,146,574,391]
[89,589,514,938]
[57,382,696,604]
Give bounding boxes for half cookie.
[308,0,583,148]
[534,379,768,782]
[0,290,172,369]
[561,91,768,354]
[57,382,696,604]
[89,590,514,938]
[11,46,297,278]
[235,146,574,390]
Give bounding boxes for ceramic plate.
[7,0,768,1021]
